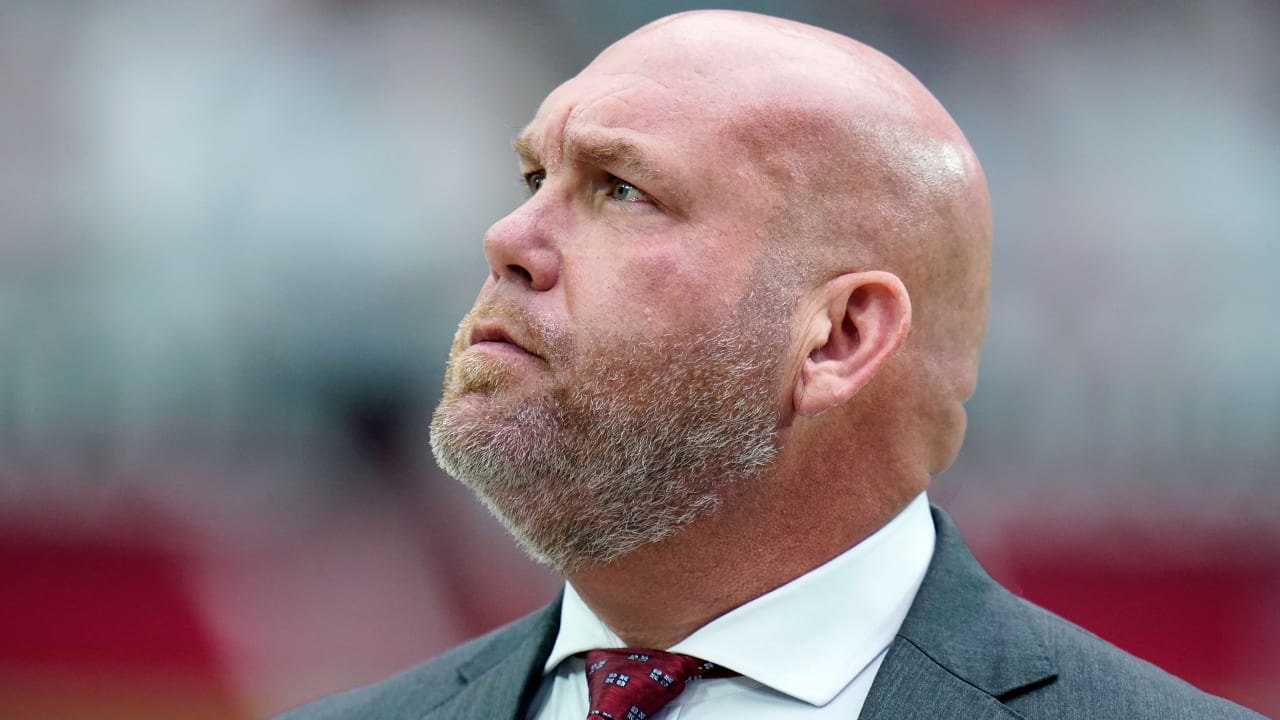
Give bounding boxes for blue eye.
[609,179,648,203]
[525,170,546,194]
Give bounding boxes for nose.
[482,197,561,292]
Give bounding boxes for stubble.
[429,292,790,573]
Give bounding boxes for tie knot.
[583,648,733,720]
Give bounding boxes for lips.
[468,323,542,359]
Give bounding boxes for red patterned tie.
[583,648,735,719]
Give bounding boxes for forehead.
[519,59,793,233]
[517,49,852,227]
[522,63,729,166]
[519,20,886,173]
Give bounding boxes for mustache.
[459,297,565,361]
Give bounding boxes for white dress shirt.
[526,492,936,719]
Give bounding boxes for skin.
[447,10,991,648]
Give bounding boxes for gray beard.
[429,314,785,573]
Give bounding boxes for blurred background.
[1,0,1277,717]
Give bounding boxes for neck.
[564,455,921,648]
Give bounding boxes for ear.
[793,271,912,417]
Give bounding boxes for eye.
[524,170,546,195]
[608,177,650,203]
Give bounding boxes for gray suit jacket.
[277,507,1267,719]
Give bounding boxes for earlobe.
[793,271,911,417]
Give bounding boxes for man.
[281,10,1264,720]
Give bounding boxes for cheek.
[572,246,734,335]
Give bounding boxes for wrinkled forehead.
[521,18,933,161]
[518,14,978,226]
[521,47,744,171]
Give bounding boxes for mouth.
[468,323,542,360]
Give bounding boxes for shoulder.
[1007,595,1266,719]
[894,506,1268,720]
[272,600,560,720]
[271,641,474,720]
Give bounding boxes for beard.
[429,293,789,573]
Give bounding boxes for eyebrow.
[513,134,664,186]
[513,136,539,168]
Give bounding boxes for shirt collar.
[542,492,936,706]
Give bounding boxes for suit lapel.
[859,507,1057,719]
[421,596,561,720]
[858,640,1027,720]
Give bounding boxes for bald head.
[586,11,992,474]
